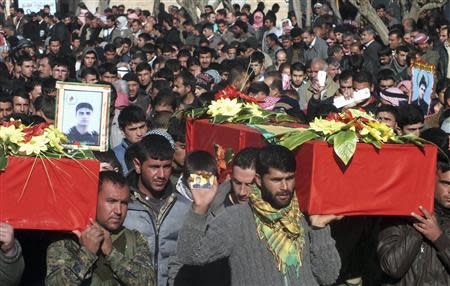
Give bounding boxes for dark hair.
[420,128,449,156]
[94,151,123,173]
[250,51,265,64]
[177,70,196,92]
[388,29,403,39]
[148,111,172,129]
[104,43,116,53]
[80,67,99,79]
[153,89,178,111]
[376,104,399,121]
[232,147,259,169]
[377,69,396,83]
[339,69,353,82]
[118,105,146,130]
[136,62,152,73]
[248,82,270,96]
[378,47,392,57]
[98,63,117,75]
[167,118,186,143]
[134,134,175,162]
[353,70,372,85]
[13,89,29,101]
[256,145,296,176]
[33,95,55,120]
[291,62,306,73]
[182,150,218,186]
[397,105,424,128]
[99,170,128,191]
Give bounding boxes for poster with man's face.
[62,90,102,146]
[411,66,434,116]
[55,82,111,151]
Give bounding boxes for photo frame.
[410,61,435,116]
[55,82,111,152]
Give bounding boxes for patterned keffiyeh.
[249,185,305,276]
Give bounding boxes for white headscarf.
[116,16,128,30]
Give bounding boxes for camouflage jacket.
[46,228,154,286]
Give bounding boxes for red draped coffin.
[186,119,437,216]
[0,157,99,231]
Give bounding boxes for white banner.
[19,0,56,14]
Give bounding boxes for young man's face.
[435,169,450,209]
[21,60,35,78]
[388,34,401,49]
[173,141,186,168]
[401,122,424,137]
[173,77,189,97]
[52,65,69,81]
[199,52,212,69]
[138,69,152,86]
[0,101,12,118]
[231,166,256,203]
[83,53,96,67]
[76,107,92,127]
[96,181,129,232]
[250,61,263,77]
[134,157,173,193]
[12,96,29,114]
[379,79,395,91]
[376,111,397,129]
[38,57,52,78]
[101,72,117,84]
[105,50,117,61]
[255,167,295,209]
[29,85,42,101]
[49,41,61,54]
[291,70,305,86]
[128,81,140,97]
[380,54,392,65]
[123,121,148,144]
[83,74,98,84]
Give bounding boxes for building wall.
[83,0,290,22]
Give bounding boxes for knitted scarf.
[249,185,305,276]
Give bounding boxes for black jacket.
[437,43,449,82]
[377,203,450,285]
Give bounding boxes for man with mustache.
[176,145,342,285]
[46,171,154,285]
[124,134,190,286]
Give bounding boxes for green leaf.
[333,130,358,165]
[224,148,235,164]
[212,115,231,124]
[326,134,337,145]
[0,155,8,171]
[279,130,319,150]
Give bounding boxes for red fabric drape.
[0,157,99,231]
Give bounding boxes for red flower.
[214,85,258,103]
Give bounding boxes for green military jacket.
[46,228,154,286]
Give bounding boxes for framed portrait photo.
[55,82,111,151]
[410,61,435,116]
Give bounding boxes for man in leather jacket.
[377,158,450,285]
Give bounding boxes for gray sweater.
[177,204,341,286]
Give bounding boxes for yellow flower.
[207,98,243,118]
[44,125,67,152]
[347,109,376,121]
[244,103,263,117]
[366,121,395,142]
[309,118,346,135]
[18,135,49,156]
[0,125,24,144]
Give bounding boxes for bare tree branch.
[405,0,448,21]
[292,0,303,28]
[329,0,342,21]
[349,0,389,45]
[306,0,312,27]
[222,0,233,13]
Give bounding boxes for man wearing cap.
[67,102,99,146]
[414,33,439,67]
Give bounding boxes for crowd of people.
[1,1,450,285]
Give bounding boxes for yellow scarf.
[249,185,305,276]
